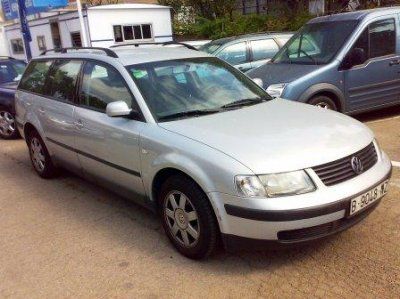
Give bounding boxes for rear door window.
[250,39,279,61]
[19,60,53,94]
[79,61,133,112]
[217,42,248,65]
[46,60,82,102]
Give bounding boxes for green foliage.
[176,12,313,40]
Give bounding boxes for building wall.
[4,11,88,59]
[0,26,10,56]
[87,7,173,48]
[3,6,172,59]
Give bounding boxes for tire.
[308,95,338,111]
[159,175,218,260]
[0,109,19,139]
[27,130,58,179]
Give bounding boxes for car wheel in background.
[0,109,19,139]
[308,95,338,111]
[28,130,58,179]
[159,175,219,260]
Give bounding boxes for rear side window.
[217,42,248,65]
[46,60,82,102]
[19,60,52,94]
[79,62,133,112]
[250,39,279,61]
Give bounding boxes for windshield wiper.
[158,108,221,121]
[220,97,269,109]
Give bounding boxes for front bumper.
[208,150,392,251]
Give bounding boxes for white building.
[3,3,173,60]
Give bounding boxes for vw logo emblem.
[351,156,364,174]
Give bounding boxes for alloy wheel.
[30,137,46,172]
[0,111,16,137]
[164,191,200,248]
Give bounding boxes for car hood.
[159,99,374,174]
[0,81,18,93]
[247,63,322,88]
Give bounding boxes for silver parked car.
[16,45,392,259]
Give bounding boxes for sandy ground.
[0,107,399,298]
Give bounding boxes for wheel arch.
[299,83,346,112]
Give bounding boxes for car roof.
[308,6,400,24]
[208,32,294,46]
[35,46,211,66]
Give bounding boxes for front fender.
[139,125,254,207]
[298,83,346,110]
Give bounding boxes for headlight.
[236,170,316,198]
[266,83,287,98]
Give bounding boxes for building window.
[71,32,82,47]
[113,24,153,42]
[37,36,46,51]
[10,39,24,54]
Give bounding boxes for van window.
[46,60,82,102]
[79,62,133,112]
[351,18,396,64]
[217,42,247,65]
[19,60,53,94]
[250,39,279,61]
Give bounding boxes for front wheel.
[308,95,338,111]
[0,109,19,139]
[159,175,219,260]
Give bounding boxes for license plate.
[349,180,389,216]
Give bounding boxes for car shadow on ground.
[53,169,339,272]
[353,105,400,123]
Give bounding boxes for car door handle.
[389,59,400,66]
[75,120,84,129]
[38,107,45,114]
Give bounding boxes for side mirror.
[106,101,132,117]
[342,48,367,70]
[253,78,264,88]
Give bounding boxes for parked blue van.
[248,7,400,113]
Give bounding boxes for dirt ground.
[0,107,399,298]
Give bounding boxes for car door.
[39,59,83,172]
[343,17,400,112]
[249,38,280,69]
[216,42,252,72]
[74,60,147,200]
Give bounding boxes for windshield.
[127,57,270,121]
[272,20,358,65]
[199,42,223,54]
[0,60,26,84]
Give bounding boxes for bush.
[174,12,313,40]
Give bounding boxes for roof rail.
[110,41,198,51]
[40,47,119,58]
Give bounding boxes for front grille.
[277,203,377,241]
[312,143,378,186]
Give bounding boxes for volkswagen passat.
[15,45,392,259]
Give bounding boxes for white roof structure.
[88,4,170,10]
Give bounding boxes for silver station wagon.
[15,44,392,259]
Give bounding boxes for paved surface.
[1,107,400,298]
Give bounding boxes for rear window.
[0,60,26,84]
[19,60,52,94]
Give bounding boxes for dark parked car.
[199,32,293,72]
[0,56,26,139]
